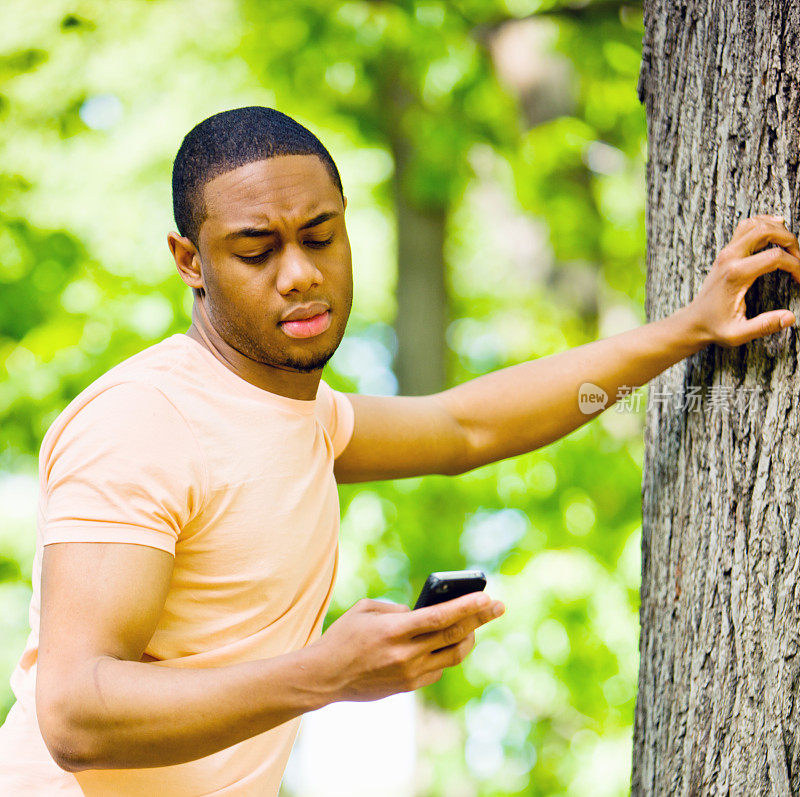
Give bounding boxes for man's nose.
[276,244,323,295]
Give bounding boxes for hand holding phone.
[314,585,503,703]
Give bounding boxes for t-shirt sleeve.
[41,382,208,556]
[315,380,355,459]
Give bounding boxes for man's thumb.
[739,309,795,344]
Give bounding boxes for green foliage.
[0,1,647,794]
[240,0,519,210]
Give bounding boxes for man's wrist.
[671,302,715,354]
[290,640,344,711]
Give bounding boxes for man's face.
[195,155,352,373]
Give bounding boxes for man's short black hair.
[172,106,343,246]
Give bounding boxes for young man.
[0,106,798,795]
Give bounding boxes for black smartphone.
[413,569,487,610]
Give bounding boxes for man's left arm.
[334,215,800,484]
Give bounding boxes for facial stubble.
[205,285,351,374]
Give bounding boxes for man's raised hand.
[311,592,505,703]
[687,213,800,348]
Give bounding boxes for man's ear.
[167,232,204,291]
[343,195,348,212]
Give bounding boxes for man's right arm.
[36,541,503,772]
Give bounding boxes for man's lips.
[281,301,329,323]
[280,309,331,339]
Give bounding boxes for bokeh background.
[0,1,647,794]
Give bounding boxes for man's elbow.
[443,424,489,476]
[41,724,95,773]
[37,693,97,773]
[51,745,90,774]
[439,456,474,476]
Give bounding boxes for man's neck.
[186,301,322,401]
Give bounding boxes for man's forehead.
[202,155,340,224]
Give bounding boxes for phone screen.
[413,569,487,610]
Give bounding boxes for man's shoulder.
[91,333,191,390]
[40,336,209,534]
[42,335,197,447]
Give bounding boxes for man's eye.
[305,236,334,249]
[237,250,273,264]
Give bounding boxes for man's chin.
[272,321,346,373]
[276,356,333,374]
[267,344,338,374]
[234,317,346,373]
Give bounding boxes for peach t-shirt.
[0,333,355,796]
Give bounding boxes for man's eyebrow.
[299,211,340,230]
[224,211,341,241]
[224,226,275,240]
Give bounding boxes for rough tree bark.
[633,2,800,794]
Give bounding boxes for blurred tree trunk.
[633,1,800,793]
[380,65,449,397]
[390,136,448,396]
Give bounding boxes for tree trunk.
[633,2,800,794]
[390,136,448,397]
